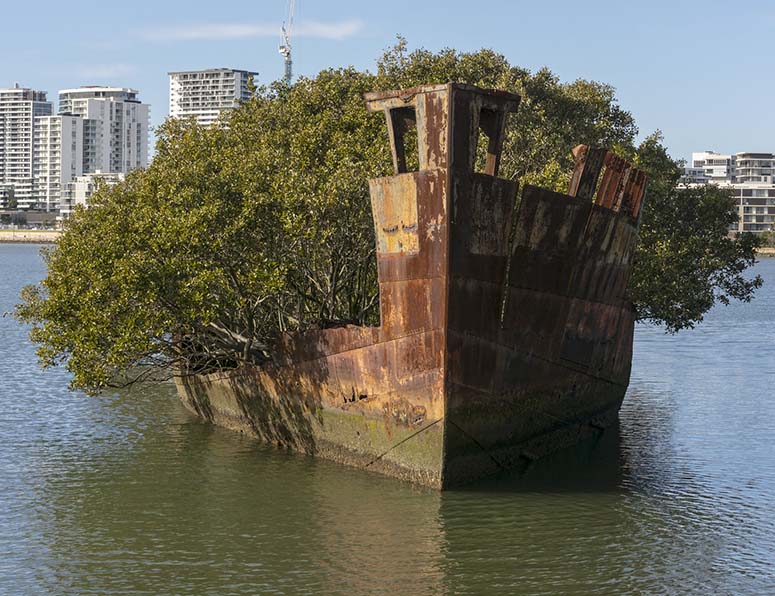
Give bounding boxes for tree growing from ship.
[15,40,762,394]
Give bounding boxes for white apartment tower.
[58,87,149,173]
[0,85,52,209]
[33,115,83,212]
[169,69,258,127]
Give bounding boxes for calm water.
[1,244,774,596]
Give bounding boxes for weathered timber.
[176,83,648,488]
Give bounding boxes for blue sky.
[4,0,775,162]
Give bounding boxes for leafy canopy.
[16,39,762,394]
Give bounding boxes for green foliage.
[629,134,762,331]
[16,39,762,392]
[17,119,289,392]
[224,69,389,330]
[17,71,387,393]
[759,229,775,248]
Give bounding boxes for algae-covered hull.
[177,83,647,489]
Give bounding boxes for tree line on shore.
[15,40,762,394]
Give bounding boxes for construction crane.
[279,0,295,85]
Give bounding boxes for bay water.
[1,243,773,595]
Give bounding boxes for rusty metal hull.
[176,83,646,488]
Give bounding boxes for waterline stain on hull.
[176,83,647,488]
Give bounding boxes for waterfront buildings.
[684,151,775,234]
[0,84,149,213]
[730,185,775,234]
[0,85,53,209]
[686,151,734,184]
[168,68,257,127]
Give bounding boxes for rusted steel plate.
[569,145,607,200]
[370,174,420,254]
[415,91,449,171]
[373,170,447,282]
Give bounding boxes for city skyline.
[6,0,775,163]
[0,84,149,212]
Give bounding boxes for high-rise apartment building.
[58,86,149,173]
[683,150,775,233]
[0,85,52,209]
[168,69,257,127]
[0,85,148,213]
[33,115,83,212]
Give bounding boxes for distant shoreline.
[0,230,61,243]
[2,229,775,257]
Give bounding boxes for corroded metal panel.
[443,135,646,485]
[370,174,420,255]
[454,173,517,258]
[415,90,449,171]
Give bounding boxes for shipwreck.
[176,83,648,489]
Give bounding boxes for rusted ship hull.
[176,83,646,488]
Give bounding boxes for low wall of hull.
[175,371,446,488]
[442,377,626,486]
[175,368,625,489]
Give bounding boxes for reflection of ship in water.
[177,83,648,488]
